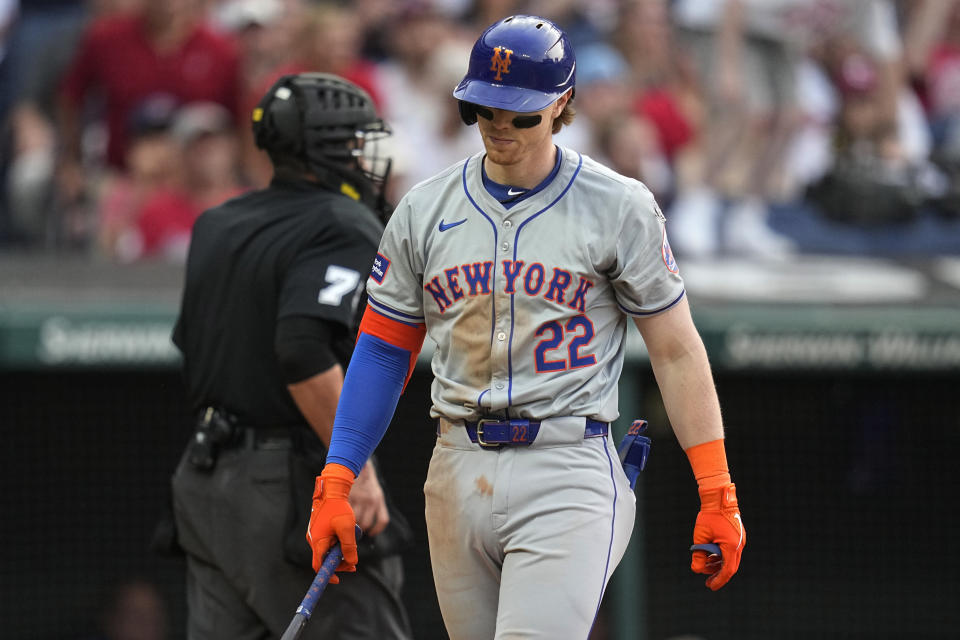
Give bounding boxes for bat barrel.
[280,614,307,640]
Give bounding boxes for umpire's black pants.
[171,434,412,640]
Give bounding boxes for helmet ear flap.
[458,100,478,126]
[252,75,304,154]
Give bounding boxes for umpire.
[168,73,413,639]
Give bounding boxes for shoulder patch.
[662,228,679,274]
[371,253,391,284]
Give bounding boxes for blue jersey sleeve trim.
[367,296,425,323]
[325,333,410,475]
[618,289,686,317]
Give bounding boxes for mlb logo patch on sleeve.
[662,229,679,274]
[371,253,391,284]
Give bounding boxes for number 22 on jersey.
[534,315,597,372]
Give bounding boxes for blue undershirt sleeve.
[325,332,410,475]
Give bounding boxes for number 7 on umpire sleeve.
[318,265,361,305]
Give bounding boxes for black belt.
[458,417,608,448]
[189,407,301,470]
[238,426,294,449]
[195,407,294,448]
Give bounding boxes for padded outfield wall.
[2,256,959,639]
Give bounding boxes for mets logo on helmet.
[490,47,513,81]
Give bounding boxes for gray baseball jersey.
[367,146,685,423]
[367,146,684,637]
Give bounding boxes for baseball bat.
[280,525,362,640]
[690,543,722,557]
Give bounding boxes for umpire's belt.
[463,418,608,448]
[195,407,295,450]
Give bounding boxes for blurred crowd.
[2,0,960,262]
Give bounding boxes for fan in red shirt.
[58,0,241,203]
[136,101,248,261]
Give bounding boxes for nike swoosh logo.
[507,188,525,196]
[438,218,467,232]
[734,513,744,551]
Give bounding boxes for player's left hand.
[307,463,359,581]
[349,460,390,538]
[691,482,745,591]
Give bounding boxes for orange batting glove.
[306,463,359,582]
[686,439,745,591]
[692,482,745,590]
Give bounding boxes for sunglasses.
[473,105,543,129]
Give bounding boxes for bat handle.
[298,544,343,618]
[297,525,364,619]
[278,543,343,640]
[690,542,722,557]
[280,526,363,640]
[279,545,344,640]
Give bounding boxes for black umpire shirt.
[172,176,383,428]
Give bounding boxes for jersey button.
[501,242,510,251]
[503,220,512,229]
[497,331,506,341]
[495,382,504,390]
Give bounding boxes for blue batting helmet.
[453,15,575,122]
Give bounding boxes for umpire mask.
[253,72,394,221]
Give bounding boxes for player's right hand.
[307,463,359,581]
[691,482,745,591]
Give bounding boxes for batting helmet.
[453,15,575,124]
[252,72,393,216]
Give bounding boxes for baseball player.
[307,16,745,639]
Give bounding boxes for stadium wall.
[2,267,958,639]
